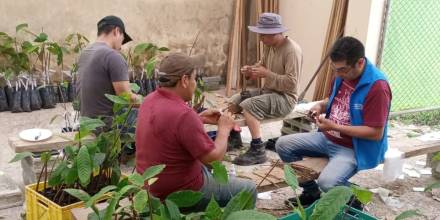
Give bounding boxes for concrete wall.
[0,0,234,76]
[279,0,333,101]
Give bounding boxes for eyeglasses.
[330,63,353,74]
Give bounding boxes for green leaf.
[63,164,78,185]
[225,210,276,220]
[117,177,129,190]
[118,185,140,197]
[205,195,223,219]
[424,182,440,192]
[34,32,48,43]
[92,153,106,168]
[103,194,120,220]
[222,190,254,219]
[350,185,373,205]
[165,199,181,220]
[64,188,91,202]
[284,165,299,191]
[105,93,130,105]
[133,190,149,213]
[158,47,170,51]
[77,146,92,187]
[80,116,106,131]
[128,173,145,187]
[85,185,117,208]
[64,146,77,158]
[142,164,166,180]
[111,164,121,185]
[145,58,156,79]
[211,161,228,184]
[133,43,153,55]
[48,161,67,187]
[40,152,52,163]
[9,152,33,163]
[130,82,140,93]
[166,190,203,208]
[16,23,28,33]
[310,186,353,220]
[395,209,425,220]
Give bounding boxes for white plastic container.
[382,148,404,182]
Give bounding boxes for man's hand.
[199,109,221,125]
[218,111,235,132]
[250,64,270,78]
[316,115,336,131]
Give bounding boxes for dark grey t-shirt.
[76,42,129,118]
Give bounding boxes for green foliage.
[350,185,373,205]
[310,186,353,220]
[284,164,299,191]
[64,189,91,202]
[395,209,425,220]
[142,164,166,180]
[166,190,203,208]
[424,182,440,192]
[77,146,92,187]
[128,42,168,78]
[211,161,228,185]
[9,152,33,163]
[133,190,149,213]
[222,190,254,219]
[205,195,222,220]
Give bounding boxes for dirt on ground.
[0,104,439,220]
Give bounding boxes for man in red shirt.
[136,53,256,210]
[275,37,392,208]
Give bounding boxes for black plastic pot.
[58,85,68,103]
[51,85,60,103]
[21,87,32,112]
[39,86,56,109]
[11,87,23,113]
[0,87,8,111]
[67,82,76,102]
[30,87,42,110]
[135,79,147,96]
[5,86,13,111]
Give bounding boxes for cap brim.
[122,32,132,45]
[248,26,288,34]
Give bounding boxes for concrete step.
[0,171,23,210]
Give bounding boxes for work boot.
[227,130,243,151]
[264,137,278,152]
[285,180,321,208]
[232,142,267,165]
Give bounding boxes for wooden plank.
[401,142,440,158]
[8,132,95,153]
[225,0,241,97]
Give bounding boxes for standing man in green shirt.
[230,12,303,166]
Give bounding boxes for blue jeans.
[190,166,257,211]
[275,132,357,192]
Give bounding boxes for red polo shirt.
[135,88,215,200]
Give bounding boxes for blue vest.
[326,59,390,170]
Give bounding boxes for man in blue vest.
[275,36,392,207]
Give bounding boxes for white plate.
[19,129,53,142]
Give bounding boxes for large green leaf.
[145,58,156,79]
[9,152,33,163]
[128,173,145,187]
[92,153,106,168]
[165,199,181,220]
[205,195,222,220]
[133,190,149,213]
[16,23,28,33]
[211,161,228,184]
[63,164,78,185]
[40,152,52,163]
[424,182,440,192]
[48,161,67,187]
[310,186,353,220]
[103,194,120,220]
[225,210,276,220]
[34,32,48,43]
[105,94,130,105]
[64,188,91,202]
[85,185,117,208]
[142,164,166,181]
[130,82,140,93]
[222,190,254,220]
[79,117,106,131]
[133,43,153,55]
[284,164,299,191]
[77,146,92,187]
[166,190,203,208]
[350,185,373,205]
[395,209,425,220]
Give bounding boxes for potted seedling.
[127,42,168,96]
[9,92,139,220]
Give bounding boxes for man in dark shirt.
[136,53,256,210]
[276,37,392,207]
[77,15,138,127]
